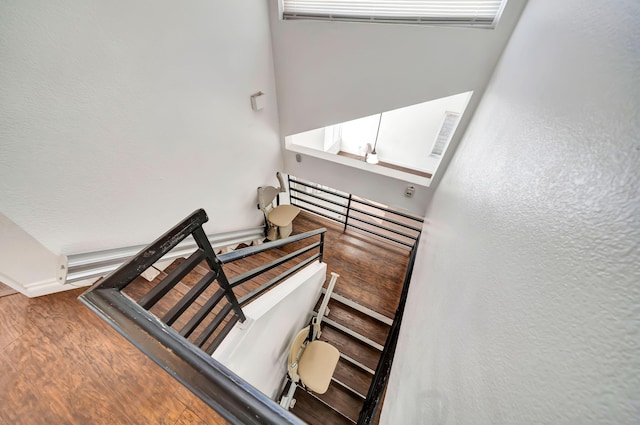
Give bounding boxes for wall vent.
[430,111,460,157]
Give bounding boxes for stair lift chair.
[280,273,340,410]
[257,172,300,241]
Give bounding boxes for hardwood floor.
[0,288,228,425]
[0,210,411,425]
[290,211,409,319]
[0,282,17,297]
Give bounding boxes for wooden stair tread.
[333,358,372,397]
[313,382,363,422]
[317,298,390,347]
[290,389,354,425]
[328,275,402,322]
[320,327,380,371]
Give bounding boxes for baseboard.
[2,226,265,298]
[20,277,83,297]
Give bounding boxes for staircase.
[121,243,391,425]
[78,205,419,425]
[121,239,394,425]
[287,287,393,425]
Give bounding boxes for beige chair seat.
[297,340,339,394]
[267,205,300,227]
[257,173,301,240]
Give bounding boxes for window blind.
[282,0,507,27]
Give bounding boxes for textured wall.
[382,0,640,424]
[0,0,281,254]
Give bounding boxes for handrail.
[218,227,326,264]
[93,209,210,290]
[81,288,304,425]
[229,242,321,288]
[350,196,424,223]
[357,236,421,424]
[347,205,423,232]
[79,208,319,425]
[289,178,351,200]
[222,227,326,309]
[288,175,423,248]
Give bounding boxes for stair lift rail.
[280,273,341,411]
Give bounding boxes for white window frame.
[281,0,509,28]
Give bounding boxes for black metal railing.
[219,228,325,306]
[79,208,325,425]
[356,236,420,425]
[288,175,423,248]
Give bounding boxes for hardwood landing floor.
[0,282,17,298]
[0,288,228,425]
[0,210,409,425]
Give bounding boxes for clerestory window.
[281,0,509,28]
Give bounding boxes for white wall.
[340,92,471,172]
[270,0,527,215]
[287,127,325,151]
[0,212,67,297]
[340,114,380,156]
[0,0,282,255]
[286,153,431,215]
[382,1,640,424]
[213,262,326,399]
[269,0,527,137]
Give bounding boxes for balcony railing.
[287,175,423,248]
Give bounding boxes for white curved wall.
[0,0,281,255]
[383,0,640,424]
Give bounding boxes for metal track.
[339,353,375,375]
[321,288,393,326]
[322,318,384,351]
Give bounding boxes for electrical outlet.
[405,186,415,198]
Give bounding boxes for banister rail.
[218,227,326,264]
[81,287,304,425]
[79,208,323,425]
[222,228,326,307]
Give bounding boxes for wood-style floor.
[0,282,17,298]
[0,287,227,425]
[0,210,410,425]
